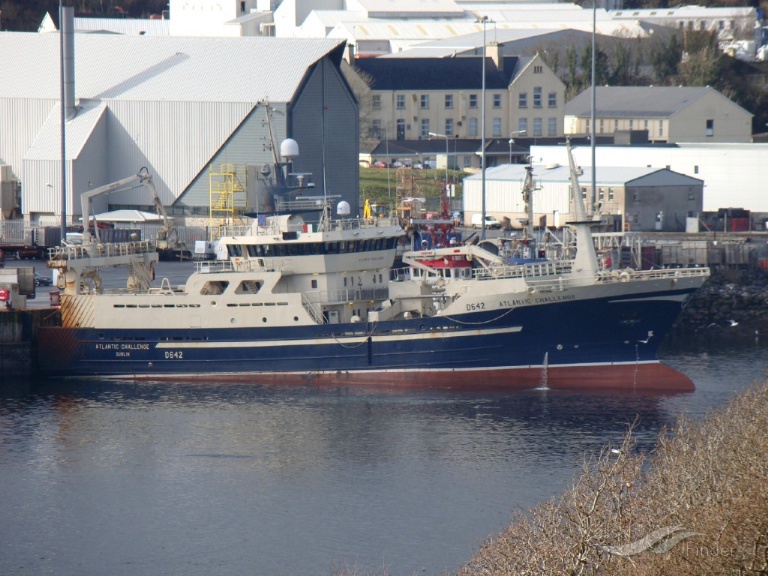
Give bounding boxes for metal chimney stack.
[62,6,76,120]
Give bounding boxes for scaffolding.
[209,163,247,231]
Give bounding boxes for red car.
[372,161,387,168]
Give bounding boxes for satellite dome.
[280,138,299,160]
[336,200,351,216]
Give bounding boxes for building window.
[396,95,405,109]
[608,188,615,201]
[493,94,502,108]
[468,117,478,136]
[706,119,714,137]
[548,92,557,108]
[518,118,527,135]
[629,119,634,129]
[533,65,543,73]
[492,118,502,137]
[659,121,664,137]
[371,119,382,138]
[420,94,429,109]
[533,87,542,108]
[518,92,527,108]
[599,119,605,133]
[445,118,454,136]
[598,187,605,201]
[463,155,472,168]
[445,94,453,109]
[548,117,557,136]
[311,279,317,288]
[533,118,542,137]
[469,94,478,108]
[694,165,699,174]
[420,119,429,138]
[372,95,381,109]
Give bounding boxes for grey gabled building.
[565,86,753,144]
[0,32,360,225]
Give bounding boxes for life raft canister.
[0,288,9,301]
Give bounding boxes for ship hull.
[37,286,698,392]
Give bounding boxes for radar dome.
[336,200,351,216]
[280,138,299,160]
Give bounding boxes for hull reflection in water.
[7,339,765,576]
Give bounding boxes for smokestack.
[62,6,76,120]
[344,42,355,64]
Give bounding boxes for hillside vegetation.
[456,379,768,576]
[359,167,465,212]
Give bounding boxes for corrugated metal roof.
[354,0,465,17]
[466,163,674,185]
[0,32,344,104]
[378,28,570,57]
[325,9,650,44]
[566,86,718,118]
[74,17,170,36]
[26,102,107,160]
[353,56,521,90]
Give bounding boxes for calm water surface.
[1,263,766,575]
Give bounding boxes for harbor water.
[1,262,766,576]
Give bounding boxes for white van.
[470,214,502,229]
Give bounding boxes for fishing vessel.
[37,141,709,391]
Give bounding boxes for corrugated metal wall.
[0,99,55,183]
[104,100,255,209]
[463,176,572,220]
[178,104,276,210]
[290,58,360,216]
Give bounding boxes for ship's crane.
[80,167,174,249]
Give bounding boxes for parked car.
[470,214,502,229]
[372,161,387,168]
[34,272,53,287]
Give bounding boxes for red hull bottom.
[122,362,694,393]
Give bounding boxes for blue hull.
[37,287,697,391]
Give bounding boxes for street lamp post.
[428,132,450,190]
[477,15,491,239]
[508,130,526,164]
[59,0,67,242]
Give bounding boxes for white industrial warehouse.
[0,28,360,227]
[532,143,768,213]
